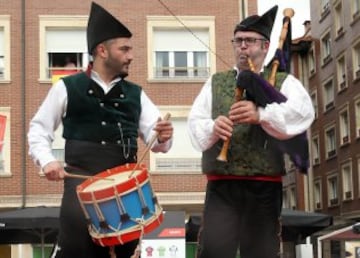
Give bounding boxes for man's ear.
[263,40,270,50]
[96,43,108,58]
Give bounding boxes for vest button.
[88,89,94,95]
[101,141,106,145]
[100,102,104,107]
[101,121,106,126]
[120,94,125,98]
[117,122,121,126]
[117,140,121,144]
[114,103,119,107]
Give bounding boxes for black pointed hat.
[87,2,132,53]
[234,5,278,40]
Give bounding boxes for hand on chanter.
[42,161,65,181]
[229,100,260,125]
[214,115,233,141]
[154,117,173,143]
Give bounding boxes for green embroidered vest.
[202,68,288,176]
[62,72,141,147]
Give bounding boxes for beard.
[105,54,130,78]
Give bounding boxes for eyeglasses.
[231,37,267,46]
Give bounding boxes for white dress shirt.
[187,68,315,152]
[28,71,171,168]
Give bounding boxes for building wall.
[0,0,260,209]
[310,0,360,221]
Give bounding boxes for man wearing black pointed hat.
[188,5,314,258]
[28,2,173,258]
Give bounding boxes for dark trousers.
[51,177,138,258]
[197,179,282,258]
[51,140,139,258]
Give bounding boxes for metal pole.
[21,0,27,208]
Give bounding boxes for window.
[174,51,188,77]
[311,91,318,119]
[312,135,320,165]
[314,180,322,209]
[334,2,343,35]
[336,55,346,90]
[352,0,360,19]
[308,48,316,75]
[0,15,10,81]
[147,16,215,81]
[38,125,64,175]
[289,186,296,210]
[150,107,201,173]
[282,189,289,209]
[153,30,208,79]
[325,126,336,158]
[341,162,352,200]
[355,97,360,137]
[39,16,88,81]
[46,29,87,79]
[352,40,360,80]
[321,0,330,19]
[328,175,338,206]
[339,107,350,145]
[53,125,65,165]
[155,51,169,77]
[0,108,10,176]
[321,32,332,64]
[323,78,335,111]
[194,51,208,77]
[321,0,330,14]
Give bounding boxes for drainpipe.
[240,0,246,19]
[302,47,314,212]
[21,0,26,208]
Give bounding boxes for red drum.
[76,163,163,246]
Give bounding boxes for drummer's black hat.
[234,5,278,40]
[87,2,132,54]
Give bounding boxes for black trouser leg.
[197,180,282,258]
[51,178,138,258]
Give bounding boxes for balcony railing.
[330,198,338,206]
[327,149,336,157]
[314,157,320,165]
[325,101,335,111]
[356,69,360,79]
[339,81,346,90]
[154,66,210,79]
[345,191,352,200]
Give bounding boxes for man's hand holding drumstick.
[153,114,173,144]
[43,114,173,182]
[42,161,65,181]
[43,160,116,181]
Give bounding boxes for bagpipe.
[217,8,310,174]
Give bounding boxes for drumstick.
[64,172,115,181]
[129,113,171,178]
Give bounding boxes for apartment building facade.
[0,0,257,257]
[307,0,360,256]
[309,0,360,221]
